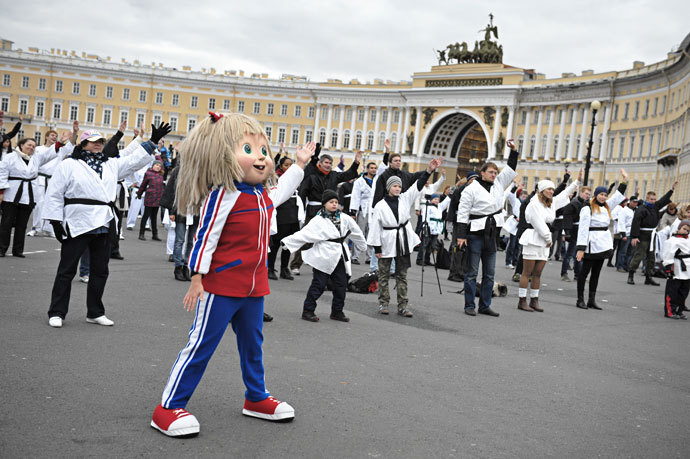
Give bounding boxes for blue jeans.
[464,234,496,311]
[616,237,633,270]
[560,240,582,277]
[173,217,199,268]
[505,234,519,266]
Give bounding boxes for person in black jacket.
[559,186,591,281]
[627,183,676,285]
[160,166,200,282]
[268,156,301,280]
[445,171,477,282]
[372,151,426,210]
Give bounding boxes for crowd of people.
[0,107,687,438]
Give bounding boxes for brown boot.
[529,297,544,312]
[517,296,534,312]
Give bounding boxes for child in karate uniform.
[662,219,690,319]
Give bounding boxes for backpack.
[435,242,451,270]
[348,270,379,293]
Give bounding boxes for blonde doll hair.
[176,113,275,212]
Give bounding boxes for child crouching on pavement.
[282,190,366,322]
[662,219,690,320]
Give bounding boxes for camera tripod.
[419,202,443,297]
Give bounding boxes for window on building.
[393,110,400,123]
[553,135,559,157]
[265,126,272,141]
[370,109,376,123]
[564,135,570,156]
[343,130,350,149]
[136,113,145,128]
[517,135,524,153]
[281,104,288,117]
[88,84,97,97]
[308,106,315,118]
[103,109,111,126]
[391,132,397,150]
[223,99,230,111]
[237,100,244,113]
[540,135,547,158]
[34,131,41,145]
[294,105,301,117]
[320,107,328,120]
[529,135,536,156]
[644,100,649,118]
[638,134,645,159]
[71,82,80,95]
[557,109,563,124]
[191,96,198,108]
[2,74,10,86]
[382,110,388,123]
[278,127,286,144]
[575,135,581,156]
[653,97,658,116]
[55,80,63,93]
[122,88,130,100]
[633,101,639,119]
[628,136,635,159]
[358,109,365,122]
[305,130,313,143]
[188,118,196,132]
[622,103,629,121]
[153,114,162,126]
[106,86,113,99]
[333,107,340,121]
[291,128,299,145]
[670,93,675,111]
[267,103,274,115]
[520,110,527,125]
[367,131,374,150]
[38,78,46,91]
[607,135,614,160]
[545,110,551,124]
[331,130,338,148]
[355,131,362,149]
[612,104,618,121]
[661,95,666,114]
[155,92,163,104]
[171,94,179,106]
[253,102,260,114]
[120,111,128,124]
[648,133,654,159]
[568,108,574,123]
[52,103,62,120]
[19,100,27,114]
[208,97,216,110]
[86,107,95,124]
[378,132,386,151]
[69,105,78,121]
[618,136,626,159]
[169,116,177,131]
[319,128,326,145]
[36,101,44,118]
[21,76,29,88]
[139,90,147,103]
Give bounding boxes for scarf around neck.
[318,207,340,227]
[15,148,31,162]
[82,151,108,178]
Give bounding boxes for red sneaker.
[242,396,295,422]
[151,404,200,437]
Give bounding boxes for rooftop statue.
[437,13,503,65]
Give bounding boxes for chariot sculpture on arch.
[437,13,503,65]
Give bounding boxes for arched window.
[367,131,374,151]
[355,131,362,150]
[319,128,326,146]
[540,135,547,159]
[330,129,338,148]
[378,132,386,151]
[517,135,524,153]
[553,135,559,157]
[343,130,351,150]
[598,134,604,158]
[391,133,398,152]
[529,135,536,156]
[575,134,582,157]
[564,135,570,156]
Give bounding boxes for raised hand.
[384,138,391,152]
[119,120,127,133]
[71,121,80,144]
[19,113,24,122]
[672,180,678,190]
[577,168,583,182]
[150,122,172,144]
[506,138,516,150]
[620,168,628,181]
[354,150,363,164]
[295,141,316,168]
[133,126,140,138]
[427,157,443,172]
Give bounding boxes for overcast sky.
[2,0,688,83]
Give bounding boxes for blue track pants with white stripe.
[161,294,269,408]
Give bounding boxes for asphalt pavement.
[1,228,689,459]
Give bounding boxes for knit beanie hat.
[152,160,163,168]
[679,220,690,230]
[594,186,608,197]
[537,180,555,193]
[466,170,479,180]
[430,193,440,200]
[386,176,402,192]
[321,189,338,204]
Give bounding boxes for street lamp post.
[469,157,479,171]
[583,100,601,187]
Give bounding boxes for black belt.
[38,172,52,190]
[526,223,554,232]
[675,250,690,272]
[64,198,118,240]
[8,176,37,206]
[589,226,608,231]
[384,220,411,257]
[326,230,352,262]
[469,209,501,252]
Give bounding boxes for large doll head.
[176,113,275,212]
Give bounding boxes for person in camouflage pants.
[377,257,408,314]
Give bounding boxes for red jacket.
[137,169,164,207]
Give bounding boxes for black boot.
[576,293,587,309]
[644,275,660,286]
[627,272,635,285]
[280,267,294,280]
[268,269,278,280]
[174,266,187,281]
[139,233,146,241]
[182,266,192,281]
[587,291,602,310]
[263,312,273,322]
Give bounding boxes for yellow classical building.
[0,32,689,198]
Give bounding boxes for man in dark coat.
[560,186,591,281]
[627,183,676,285]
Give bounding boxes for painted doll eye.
[243,144,252,154]
[261,146,268,156]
